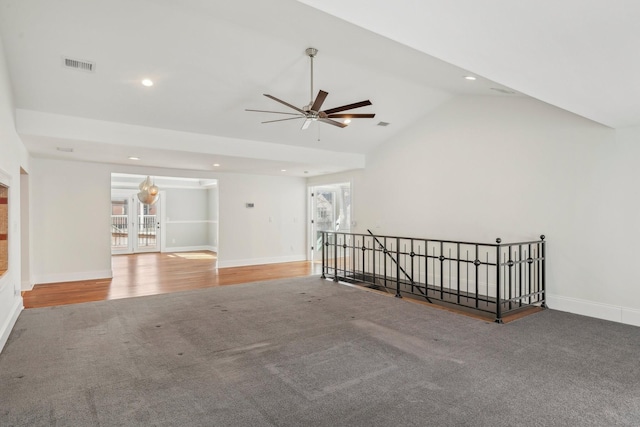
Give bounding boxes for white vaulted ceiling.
[0,0,634,176]
[298,0,640,129]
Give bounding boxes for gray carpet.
[1,276,640,426]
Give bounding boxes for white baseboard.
[218,254,307,268]
[0,297,23,354]
[162,245,217,253]
[621,307,640,327]
[33,269,113,285]
[547,294,640,327]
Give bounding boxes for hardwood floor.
[21,251,538,323]
[22,252,320,309]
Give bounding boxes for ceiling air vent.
[62,56,95,73]
[377,121,390,127]
[490,87,516,95]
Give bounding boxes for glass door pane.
[111,193,161,254]
[310,182,351,261]
[134,197,160,252]
[111,197,130,253]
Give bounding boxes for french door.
[111,192,161,254]
[309,182,351,261]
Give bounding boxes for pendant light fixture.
[137,176,159,205]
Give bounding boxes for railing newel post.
[395,237,402,298]
[456,242,461,305]
[439,241,444,300]
[540,234,547,309]
[333,232,338,282]
[321,231,326,279]
[495,238,503,323]
[518,244,523,307]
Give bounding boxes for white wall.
[218,173,307,267]
[28,160,306,279]
[19,171,30,290]
[0,34,29,352]
[207,187,219,249]
[30,158,113,283]
[164,187,215,250]
[352,95,640,325]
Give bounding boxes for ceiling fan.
[246,47,375,130]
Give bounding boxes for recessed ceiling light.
[281,169,287,172]
[464,76,477,81]
[213,163,221,167]
[344,119,352,124]
[128,156,140,160]
[141,79,153,87]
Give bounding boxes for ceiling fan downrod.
[306,47,318,110]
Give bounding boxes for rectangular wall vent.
[62,57,95,72]
[377,121,390,127]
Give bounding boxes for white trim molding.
[165,220,218,224]
[0,297,23,353]
[33,269,113,285]
[547,293,640,327]
[162,245,217,253]
[218,254,307,268]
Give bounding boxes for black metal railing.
[321,230,546,323]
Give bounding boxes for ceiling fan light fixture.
[344,119,352,124]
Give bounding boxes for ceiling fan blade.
[322,100,372,115]
[262,117,304,124]
[319,118,348,128]
[246,109,303,116]
[264,94,306,114]
[301,118,312,130]
[310,90,328,112]
[326,113,376,119]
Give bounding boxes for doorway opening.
[110,173,218,256]
[111,192,160,254]
[309,182,351,262]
